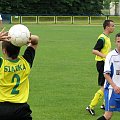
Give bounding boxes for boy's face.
[116,37,120,50]
[107,22,115,33]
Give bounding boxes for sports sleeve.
[93,38,104,51]
[104,53,112,74]
[22,46,35,68]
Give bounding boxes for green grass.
[2,24,120,120]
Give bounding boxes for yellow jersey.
[0,56,30,103]
[95,33,111,61]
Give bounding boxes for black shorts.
[96,61,105,86]
[0,102,32,120]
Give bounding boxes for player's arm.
[23,35,39,68]
[92,50,106,58]
[92,38,106,58]
[104,73,120,94]
[0,28,10,41]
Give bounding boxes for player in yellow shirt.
[0,29,39,120]
[86,20,115,116]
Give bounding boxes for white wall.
[110,2,119,15]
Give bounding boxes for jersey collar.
[7,58,20,63]
[115,48,120,54]
[103,33,109,38]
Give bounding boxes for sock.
[97,116,106,120]
[89,89,104,109]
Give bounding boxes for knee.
[104,112,112,120]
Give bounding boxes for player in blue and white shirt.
[97,33,120,120]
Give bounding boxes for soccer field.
[3,24,120,120]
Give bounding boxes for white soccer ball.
[8,24,30,47]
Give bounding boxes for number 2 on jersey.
[11,74,20,94]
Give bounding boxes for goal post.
[11,16,21,23]
[73,16,89,24]
[38,16,56,24]
[90,16,107,25]
[10,15,114,25]
[56,16,72,24]
[21,16,37,23]
[108,16,120,25]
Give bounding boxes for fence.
[9,15,120,25]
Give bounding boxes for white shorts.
[104,88,120,111]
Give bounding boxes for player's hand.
[0,28,11,41]
[113,85,120,94]
[27,35,39,45]
[27,35,39,50]
[29,35,39,45]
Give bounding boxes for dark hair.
[103,20,114,29]
[115,33,120,38]
[2,41,20,59]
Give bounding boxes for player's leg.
[97,111,112,120]
[97,88,117,120]
[104,112,112,120]
[86,87,104,116]
[86,88,103,116]
[86,61,105,115]
[90,61,105,108]
[97,116,107,120]
[16,103,32,120]
[89,86,104,109]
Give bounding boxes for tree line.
[0,0,105,15]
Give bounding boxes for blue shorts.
[104,88,120,111]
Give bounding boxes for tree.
[0,0,104,15]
